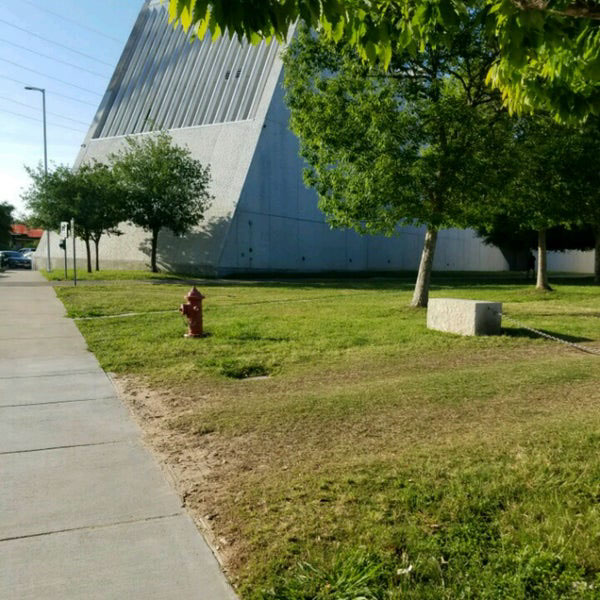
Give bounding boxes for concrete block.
[427,298,502,336]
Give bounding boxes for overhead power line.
[0,57,102,96]
[0,107,87,133]
[0,18,115,67]
[0,96,91,126]
[0,74,97,107]
[16,0,122,44]
[0,37,110,78]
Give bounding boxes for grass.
[55,274,600,598]
[40,268,188,281]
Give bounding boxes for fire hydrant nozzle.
[180,287,205,338]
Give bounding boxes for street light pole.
[25,86,51,272]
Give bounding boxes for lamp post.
[24,86,51,272]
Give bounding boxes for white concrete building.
[35,0,592,275]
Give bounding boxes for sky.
[0,0,143,216]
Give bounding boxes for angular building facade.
[36,0,593,275]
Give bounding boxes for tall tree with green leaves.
[168,0,600,122]
[0,202,14,248]
[478,217,595,273]
[283,25,512,306]
[110,132,213,273]
[22,163,123,272]
[560,118,600,284]
[75,163,124,271]
[494,117,583,290]
[481,116,600,285]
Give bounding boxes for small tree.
[0,202,14,248]
[500,117,589,291]
[479,217,595,272]
[75,163,124,271]
[22,163,123,272]
[284,25,513,306]
[110,132,212,273]
[560,118,600,284]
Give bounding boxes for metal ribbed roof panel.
[93,3,280,139]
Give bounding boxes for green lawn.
[56,274,600,598]
[40,268,188,282]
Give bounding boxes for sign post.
[71,218,77,287]
[59,221,69,280]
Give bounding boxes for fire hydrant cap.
[186,286,205,301]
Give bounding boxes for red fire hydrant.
[180,287,205,338]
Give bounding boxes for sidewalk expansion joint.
[0,440,129,456]
[0,396,116,409]
[0,513,184,543]
[0,369,100,380]
[0,335,83,341]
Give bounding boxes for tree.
[479,217,595,271]
[110,132,213,273]
[168,0,600,122]
[283,25,512,307]
[481,115,600,285]
[75,163,124,271]
[489,117,582,290]
[559,118,600,283]
[0,202,14,248]
[22,163,123,272]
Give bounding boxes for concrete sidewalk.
[0,270,237,600]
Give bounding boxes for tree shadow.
[138,216,230,277]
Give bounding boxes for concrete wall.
[218,72,509,275]
[547,250,594,274]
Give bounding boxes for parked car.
[0,251,32,269]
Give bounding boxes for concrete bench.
[427,298,502,336]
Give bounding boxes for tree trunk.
[94,238,100,271]
[84,237,92,274]
[411,226,438,307]
[595,227,600,285]
[536,228,552,291]
[150,228,159,273]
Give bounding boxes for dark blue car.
[0,251,32,269]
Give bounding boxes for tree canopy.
[22,162,123,272]
[169,0,600,121]
[110,131,213,273]
[284,25,512,305]
[0,202,14,248]
[479,115,600,287]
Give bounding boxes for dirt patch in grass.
[113,374,247,576]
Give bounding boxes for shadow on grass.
[502,327,593,343]
[147,273,596,293]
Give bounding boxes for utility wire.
[0,74,97,107]
[13,0,122,44]
[0,18,114,67]
[0,37,110,78]
[0,107,87,133]
[0,57,102,96]
[0,96,91,126]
